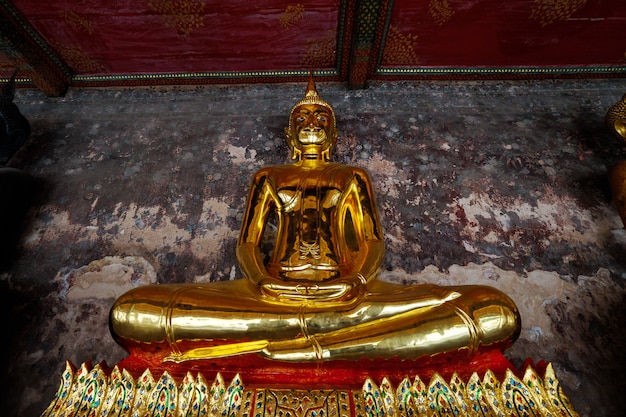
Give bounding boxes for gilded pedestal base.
[41,361,579,417]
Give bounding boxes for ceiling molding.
[0,0,624,93]
[375,65,626,80]
[0,0,70,96]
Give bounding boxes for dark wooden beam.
[0,0,71,96]
[347,0,392,89]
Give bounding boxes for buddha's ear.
[330,129,339,151]
[322,132,339,161]
[284,127,300,160]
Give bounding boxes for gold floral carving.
[279,4,305,29]
[382,25,418,66]
[60,11,95,35]
[148,0,206,36]
[429,0,455,26]
[51,41,106,73]
[40,362,581,417]
[530,0,587,27]
[299,29,336,68]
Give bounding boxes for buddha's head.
[285,74,338,161]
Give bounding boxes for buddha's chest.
[272,166,347,214]
[267,168,356,270]
[276,186,343,214]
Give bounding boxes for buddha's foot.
[161,337,324,363]
[261,337,327,361]
[162,340,270,362]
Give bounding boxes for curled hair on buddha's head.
[285,71,338,161]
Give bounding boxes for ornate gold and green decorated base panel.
[41,362,579,417]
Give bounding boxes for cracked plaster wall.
[1,80,625,416]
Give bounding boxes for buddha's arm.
[337,169,385,285]
[236,171,278,285]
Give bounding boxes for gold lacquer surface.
[606,93,626,142]
[109,75,521,363]
[606,94,626,228]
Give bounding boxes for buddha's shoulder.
[326,163,373,179]
[251,163,372,180]
[251,164,292,177]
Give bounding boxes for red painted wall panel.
[4,0,625,82]
[381,0,626,68]
[10,1,340,75]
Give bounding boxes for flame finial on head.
[304,71,319,98]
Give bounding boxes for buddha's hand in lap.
[259,274,366,302]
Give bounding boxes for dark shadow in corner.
[0,167,43,271]
[0,155,51,415]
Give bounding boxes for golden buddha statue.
[110,77,521,364]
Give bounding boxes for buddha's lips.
[298,128,327,144]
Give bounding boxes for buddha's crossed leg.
[110,279,520,363]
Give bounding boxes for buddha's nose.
[305,116,320,128]
[305,124,321,132]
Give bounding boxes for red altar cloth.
[116,343,540,389]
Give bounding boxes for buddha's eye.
[296,116,306,123]
[317,115,327,122]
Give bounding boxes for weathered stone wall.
[1,80,625,416]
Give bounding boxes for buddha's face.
[288,103,337,159]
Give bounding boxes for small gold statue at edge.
[606,94,626,228]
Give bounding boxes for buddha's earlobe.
[284,127,301,160]
[322,132,338,161]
